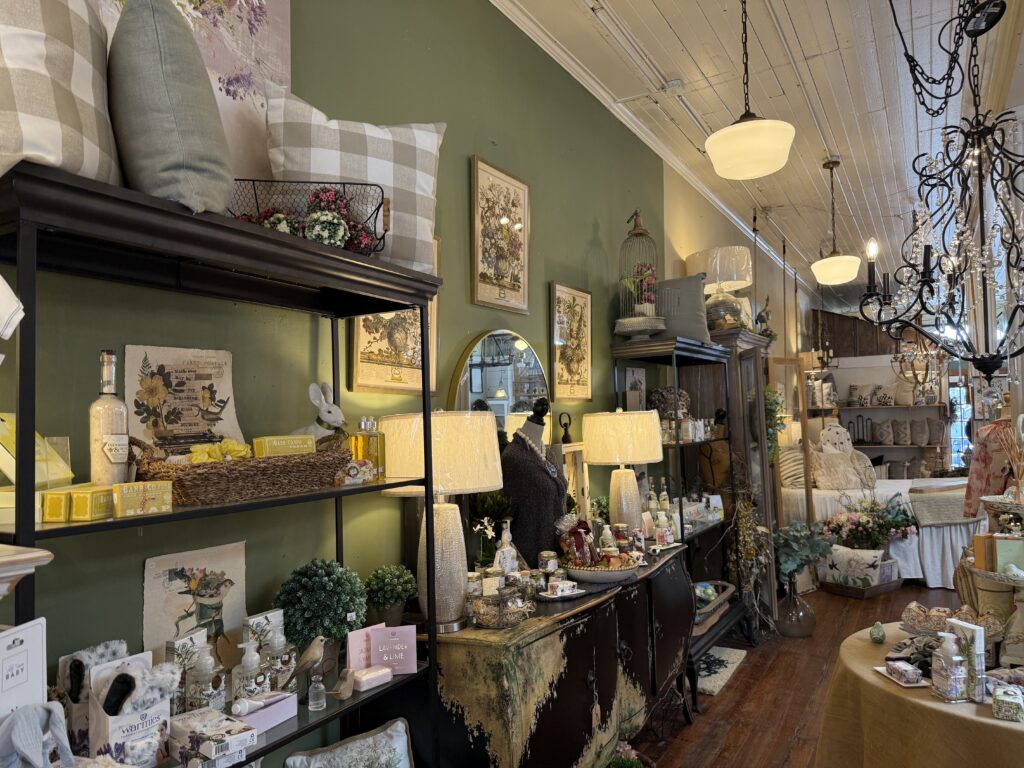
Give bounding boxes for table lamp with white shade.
[504,411,552,444]
[379,410,502,633]
[582,410,663,530]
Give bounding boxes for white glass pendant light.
[810,158,860,285]
[705,0,795,180]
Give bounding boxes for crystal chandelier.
[891,333,948,395]
[861,5,1023,383]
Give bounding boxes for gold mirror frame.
[447,330,549,420]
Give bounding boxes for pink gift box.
[237,693,297,734]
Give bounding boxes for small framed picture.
[625,367,646,411]
[351,238,440,394]
[472,156,529,314]
[551,282,592,402]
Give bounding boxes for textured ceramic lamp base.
[418,501,467,634]
[610,468,643,531]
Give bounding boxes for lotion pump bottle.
[932,631,968,702]
[186,644,224,712]
[233,641,269,700]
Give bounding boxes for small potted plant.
[470,491,513,568]
[365,564,417,627]
[273,558,366,672]
[773,522,832,638]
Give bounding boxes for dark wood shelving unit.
[0,162,441,765]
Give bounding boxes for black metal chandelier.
[861,2,1022,382]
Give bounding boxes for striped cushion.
[0,0,120,182]
[779,448,805,488]
[267,86,445,274]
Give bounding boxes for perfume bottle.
[659,480,670,511]
[495,519,520,575]
[88,350,129,486]
[307,674,327,712]
[348,416,386,479]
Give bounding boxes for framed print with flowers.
[551,283,592,402]
[472,156,529,314]
[351,238,440,394]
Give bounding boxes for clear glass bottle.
[232,641,269,700]
[348,416,386,479]
[88,350,129,486]
[495,519,519,575]
[185,645,225,712]
[659,480,670,511]
[307,674,327,711]
[267,627,297,693]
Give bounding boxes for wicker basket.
[130,437,351,507]
[692,580,735,637]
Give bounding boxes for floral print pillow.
[847,383,871,407]
[285,719,412,768]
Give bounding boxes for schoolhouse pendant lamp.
[704,0,795,180]
[810,158,860,285]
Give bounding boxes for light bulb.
[866,238,879,262]
[499,216,510,226]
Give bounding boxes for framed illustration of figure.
[351,238,440,393]
[551,283,592,402]
[472,156,529,314]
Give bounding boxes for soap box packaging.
[88,651,170,767]
[165,628,207,716]
[252,435,315,458]
[70,486,113,521]
[243,608,283,652]
[169,741,247,768]
[170,708,257,758]
[237,692,297,734]
[346,623,385,672]
[0,618,46,723]
[41,483,93,523]
[112,480,173,518]
[947,617,986,702]
[993,534,1024,571]
[974,533,995,571]
[369,626,417,675]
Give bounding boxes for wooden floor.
[633,583,960,768]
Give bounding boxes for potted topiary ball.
[273,558,367,671]
[364,564,417,627]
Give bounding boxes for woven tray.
[130,437,352,507]
[694,580,735,625]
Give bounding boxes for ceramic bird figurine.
[328,668,355,701]
[869,621,886,644]
[283,635,328,691]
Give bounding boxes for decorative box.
[252,435,315,458]
[0,618,46,722]
[41,483,93,523]
[352,665,393,692]
[243,608,283,650]
[70,486,113,521]
[165,628,206,716]
[974,533,995,570]
[885,660,923,685]
[947,618,986,702]
[994,535,1024,571]
[112,481,172,518]
[547,579,578,596]
[235,692,297,734]
[170,742,246,768]
[0,487,43,525]
[992,685,1024,722]
[88,651,170,767]
[169,708,257,759]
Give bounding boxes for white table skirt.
[884,518,984,589]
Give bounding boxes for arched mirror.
[448,330,549,429]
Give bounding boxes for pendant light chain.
[741,0,750,115]
[829,163,837,253]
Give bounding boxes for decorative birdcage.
[615,210,665,339]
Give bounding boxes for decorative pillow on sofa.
[819,423,853,454]
[267,86,446,274]
[849,450,877,489]
[911,419,929,446]
[927,417,946,446]
[847,383,872,407]
[0,0,120,183]
[871,419,894,446]
[778,447,806,488]
[811,451,862,490]
[285,719,413,768]
[892,419,912,446]
[108,0,231,213]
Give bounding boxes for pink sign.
[346,623,384,672]
[370,626,417,675]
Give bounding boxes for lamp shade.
[379,411,503,498]
[704,116,795,181]
[582,410,663,466]
[810,252,861,285]
[504,412,553,444]
[685,246,753,293]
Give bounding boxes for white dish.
[536,588,588,601]
[565,564,639,583]
[873,666,930,688]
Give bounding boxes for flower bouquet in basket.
[817,493,917,591]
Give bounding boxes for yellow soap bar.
[253,435,316,458]
[70,486,113,521]
[41,484,92,523]
[112,481,173,518]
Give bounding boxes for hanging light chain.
[741,0,750,115]
[830,163,837,253]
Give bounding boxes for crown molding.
[489,0,818,298]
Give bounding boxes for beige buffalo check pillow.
[0,0,120,183]
[267,86,445,274]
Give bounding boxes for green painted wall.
[1,2,662,756]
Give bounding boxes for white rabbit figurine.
[293,382,346,440]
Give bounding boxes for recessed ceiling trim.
[490,0,818,296]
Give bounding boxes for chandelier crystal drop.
[704,0,794,180]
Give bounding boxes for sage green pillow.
[108,0,231,213]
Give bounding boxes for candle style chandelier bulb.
[866,238,879,261]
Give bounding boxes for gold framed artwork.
[472,156,529,314]
[351,238,440,394]
[551,282,592,402]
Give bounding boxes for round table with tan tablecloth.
[815,623,1024,767]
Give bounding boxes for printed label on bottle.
[102,434,130,463]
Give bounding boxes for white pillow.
[849,450,877,489]
[267,87,445,274]
[811,451,862,490]
[819,423,853,454]
[895,380,915,406]
[286,719,413,768]
[779,448,806,488]
[847,383,871,407]
[872,384,897,407]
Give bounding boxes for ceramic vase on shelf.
[777,572,815,638]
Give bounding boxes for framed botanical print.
[351,238,440,394]
[472,156,529,314]
[551,283,592,402]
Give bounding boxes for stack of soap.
[353,664,393,692]
[547,579,577,596]
[885,660,923,685]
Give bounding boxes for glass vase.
[777,572,815,638]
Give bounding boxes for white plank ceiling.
[493,0,1024,307]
